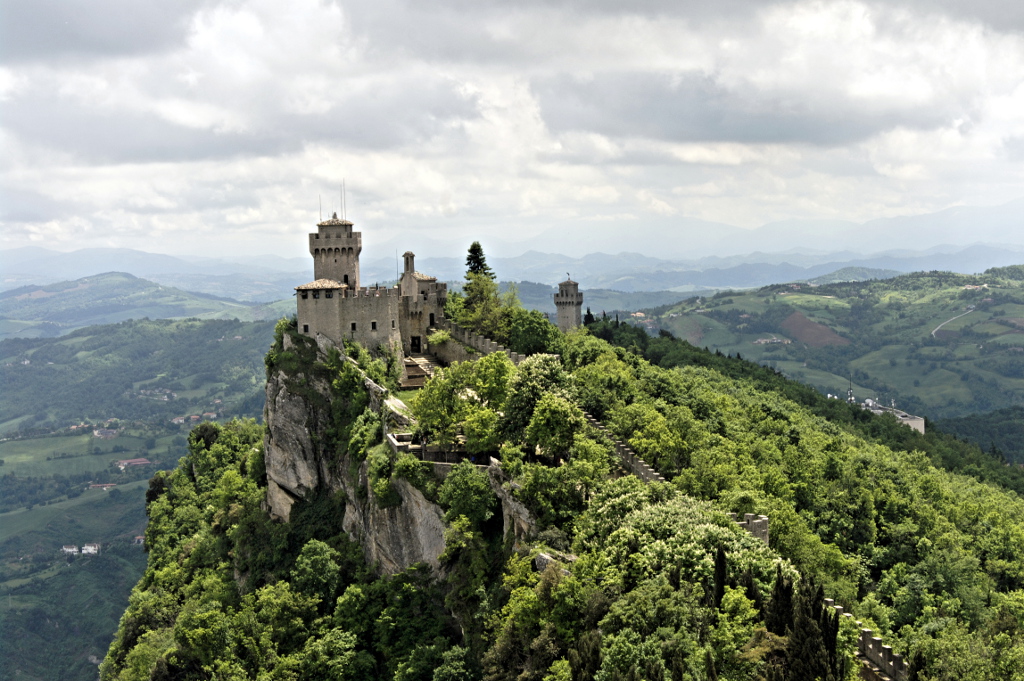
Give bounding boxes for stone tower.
[309,213,361,288]
[554,277,583,332]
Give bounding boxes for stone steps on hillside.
[400,353,441,389]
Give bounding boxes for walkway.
[931,308,974,337]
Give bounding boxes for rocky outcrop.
[487,458,536,547]
[340,468,447,573]
[263,366,335,520]
[263,333,451,574]
[263,330,536,575]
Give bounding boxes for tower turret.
[309,213,361,288]
[554,276,583,332]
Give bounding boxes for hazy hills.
[5,243,1023,303]
[5,201,1024,302]
[0,272,292,339]
[645,266,1024,427]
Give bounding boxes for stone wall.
[297,286,402,352]
[728,512,770,544]
[429,334,478,365]
[582,412,666,483]
[436,319,527,365]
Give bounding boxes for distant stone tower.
[554,276,583,332]
[309,213,361,288]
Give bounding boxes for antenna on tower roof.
[342,179,347,220]
[319,194,322,221]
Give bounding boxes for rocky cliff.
[263,332,449,573]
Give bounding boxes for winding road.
[931,308,974,337]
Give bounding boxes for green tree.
[466,242,494,280]
[292,539,341,608]
[525,393,585,457]
[507,307,560,355]
[462,272,504,339]
[438,461,497,527]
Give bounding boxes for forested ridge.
[100,306,1024,680]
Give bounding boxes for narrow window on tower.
[351,322,357,332]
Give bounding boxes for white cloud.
[1,0,1022,258]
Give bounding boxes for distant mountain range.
[5,240,1023,301]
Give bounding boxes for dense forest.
[101,311,1024,680]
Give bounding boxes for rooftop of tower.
[295,278,349,290]
[317,213,353,227]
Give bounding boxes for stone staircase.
[400,353,442,389]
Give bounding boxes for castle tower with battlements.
[295,215,446,358]
[554,277,583,332]
[310,213,361,288]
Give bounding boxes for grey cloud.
[1004,137,1024,162]
[533,72,956,146]
[2,78,477,164]
[0,186,73,224]
[875,0,1024,32]
[343,0,1023,67]
[0,0,213,63]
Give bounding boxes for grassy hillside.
[0,272,291,339]
[636,266,1024,423]
[0,317,278,681]
[0,482,149,681]
[1,317,275,433]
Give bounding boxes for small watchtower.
[554,276,583,332]
[309,213,361,288]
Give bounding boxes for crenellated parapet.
[581,412,666,483]
[435,318,527,365]
[727,512,770,544]
[855,620,908,681]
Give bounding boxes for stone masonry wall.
[436,319,526,365]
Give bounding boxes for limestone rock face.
[262,337,451,573]
[339,471,448,573]
[263,333,536,575]
[488,459,535,546]
[263,368,335,520]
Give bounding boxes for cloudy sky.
[1,0,1022,259]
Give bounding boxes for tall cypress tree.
[765,566,794,636]
[739,567,765,616]
[786,579,833,681]
[466,241,494,280]
[713,546,727,609]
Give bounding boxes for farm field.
[0,479,149,546]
